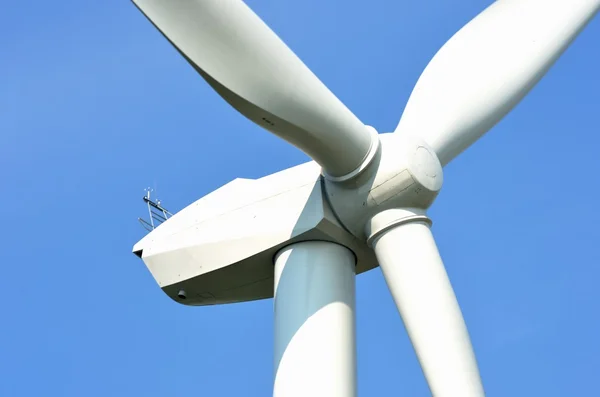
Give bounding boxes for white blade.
[395,0,600,166]
[371,220,484,396]
[133,0,375,178]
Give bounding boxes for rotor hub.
[323,132,443,241]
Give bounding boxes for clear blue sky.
[2,0,599,395]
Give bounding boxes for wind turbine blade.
[132,0,376,179]
[371,220,484,396]
[395,0,600,166]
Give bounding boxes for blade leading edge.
[371,220,484,396]
[395,0,600,166]
[133,0,376,178]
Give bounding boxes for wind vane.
[137,187,172,233]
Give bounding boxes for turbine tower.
[131,1,600,396]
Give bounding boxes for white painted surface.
[132,161,377,305]
[325,133,443,240]
[372,221,484,397]
[395,0,600,166]
[274,242,356,397]
[134,161,322,287]
[132,0,375,178]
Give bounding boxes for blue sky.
[1,0,599,395]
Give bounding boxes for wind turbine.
[131,0,600,396]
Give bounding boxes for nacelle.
[133,161,377,305]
